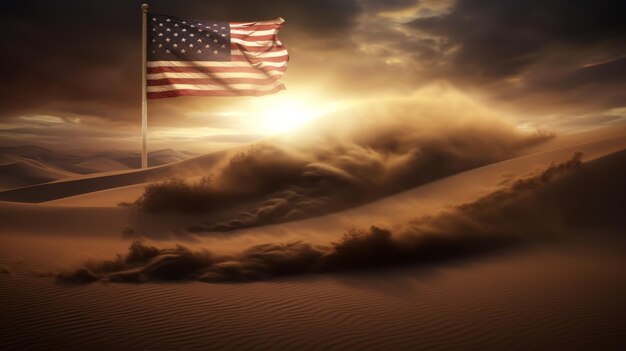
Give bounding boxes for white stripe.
[231,38,277,47]
[147,61,287,69]
[147,71,281,80]
[231,29,277,36]
[229,18,284,28]
[147,81,283,92]
[232,49,288,58]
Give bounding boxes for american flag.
[146,14,288,99]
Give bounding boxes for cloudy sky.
[1,0,625,152]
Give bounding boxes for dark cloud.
[58,150,625,283]
[406,0,626,114]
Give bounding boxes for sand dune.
[0,159,76,190]
[0,146,197,195]
[1,126,625,350]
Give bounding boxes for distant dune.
[0,145,195,193]
[0,159,75,190]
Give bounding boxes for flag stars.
[166,28,171,32]
[174,33,178,37]
[159,23,163,26]
[158,33,163,36]
[165,38,171,42]
[213,39,218,42]
[221,34,226,37]
[181,49,186,53]
[189,43,194,48]
[174,23,179,27]
[158,44,163,48]
[173,43,178,47]
[166,49,170,53]
[214,50,218,54]
[197,39,202,42]
[213,24,218,27]
[197,50,202,53]
[182,28,187,32]
[190,33,194,37]
[152,17,156,21]
[205,44,210,48]
[166,19,171,22]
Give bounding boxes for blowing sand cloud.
[60,152,595,284]
[136,92,552,231]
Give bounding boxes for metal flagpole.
[141,3,149,169]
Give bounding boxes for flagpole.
[141,3,149,169]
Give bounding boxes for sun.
[235,94,350,135]
[258,99,319,134]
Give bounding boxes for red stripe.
[231,34,277,41]
[230,55,288,62]
[147,85,285,99]
[147,76,280,86]
[231,43,286,52]
[229,24,282,31]
[147,66,286,74]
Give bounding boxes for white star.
[174,23,179,27]
[189,43,194,48]
[197,50,202,53]
[213,29,218,33]
[221,26,225,30]
[213,24,218,27]
[191,25,195,28]
[152,28,156,32]
[159,23,163,27]
[158,33,163,36]
[166,19,171,22]
[221,34,226,37]
[152,17,156,21]
[197,23,202,26]
[174,33,178,37]
[205,44,210,48]
[166,28,171,32]
[166,49,170,53]
[214,50,218,54]
[151,39,156,43]
[173,43,178,47]
[213,39,218,43]
[182,21,187,24]
[182,29,187,32]
[181,49,186,53]
[221,44,226,48]
[197,39,202,42]
[158,44,163,48]
[190,33,194,37]
[182,38,186,42]
[165,38,171,42]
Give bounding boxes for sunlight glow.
[221,94,353,136]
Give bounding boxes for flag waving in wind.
[146,14,288,98]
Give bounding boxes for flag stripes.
[147,16,288,99]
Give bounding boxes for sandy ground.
[1,127,625,350]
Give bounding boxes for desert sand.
[1,124,625,350]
